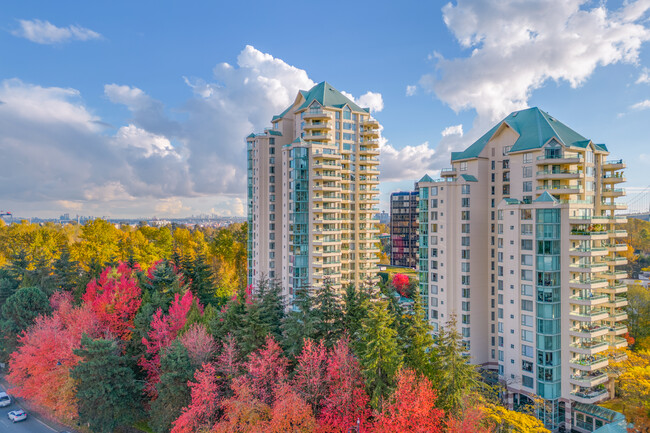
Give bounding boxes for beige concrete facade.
[417,108,628,431]
[247,82,380,296]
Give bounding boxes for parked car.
[0,392,10,407]
[8,409,27,422]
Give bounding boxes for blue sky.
[1,0,650,218]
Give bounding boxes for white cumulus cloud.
[12,19,102,44]
[636,67,650,84]
[441,124,463,137]
[630,99,650,110]
[422,0,650,122]
[406,85,417,96]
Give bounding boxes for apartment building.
[390,190,419,268]
[247,82,381,295]
[417,107,628,432]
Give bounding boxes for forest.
[0,218,648,432]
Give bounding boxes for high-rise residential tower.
[417,107,628,431]
[390,190,419,268]
[247,82,381,295]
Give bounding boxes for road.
[0,383,61,433]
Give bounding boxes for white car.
[8,409,27,422]
[0,392,10,407]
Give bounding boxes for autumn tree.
[293,339,328,414]
[612,349,650,431]
[392,273,410,298]
[72,335,142,433]
[373,369,444,433]
[8,292,101,420]
[83,262,142,341]
[318,337,371,432]
[171,362,221,433]
[244,335,289,405]
[140,290,198,397]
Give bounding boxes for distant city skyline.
[2,1,650,218]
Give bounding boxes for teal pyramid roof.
[296,81,367,112]
[535,191,558,203]
[452,107,596,161]
[418,174,434,183]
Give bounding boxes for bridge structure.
[622,185,650,220]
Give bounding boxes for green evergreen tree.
[0,286,51,361]
[188,252,216,306]
[257,278,285,341]
[313,278,344,348]
[237,299,270,358]
[51,245,81,292]
[430,315,481,412]
[0,268,21,311]
[149,340,195,433]
[401,292,435,379]
[343,283,369,356]
[359,299,403,410]
[212,285,248,341]
[72,335,142,433]
[282,287,318,359]
[143,259,187,296]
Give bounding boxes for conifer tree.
[401,292,435,380]
[430,315,480,413]
[72,335,142,433]
[51,245,81,293]
[257,278,285,341]
[359,299,403,410]
[282,287,318,359]
[313,279,344,348]
[149,340,195,433]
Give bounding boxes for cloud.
[341,90,384,112]
[406,85,417,96]
[12,19,101,44]
[630,99,650,111]
[0,46,386,217]
[636,67,650,84]
[421,0,650,122]
[441,124,463,137]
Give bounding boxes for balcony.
[570,324,609,339]
[312,173,341,181]
[440,167,457,177]
[600,201,627,211]
[602,257,628,266]
[602,188,626,198]
[360,128,380,138]
[609,310,628,321]
[603,159,626,170]
[599,283,627,294]
[570,387,609,404]
[303,110,332,120]
[359,146,380,156]
[569,278,608,290]
[608,230,627,238]
[569,292,609,306]
[602,174,625,184]
[609,324,628,336]
[568,215,609,224]
[570,339,609,355]
[569,262,609,273]
[601,270,627,280]
[605,243,628,253]
[304,121,332,131]
[570,372,609,388]
[536,152,583,164]
[537,169,582,180]
[362,118,380,129]
[569,229,608,241]
[609,336,627,350]
[569,354,608,371]
[537,185,582,194]
[606,296,628,309]
[569,308,609,322]
[303,132,333,141]
[569,247,608,257]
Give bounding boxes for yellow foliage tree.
[611,349,650,431]
[484,404,550,433]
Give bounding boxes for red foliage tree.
[140,290,198,397]
[212,379,271,433]
[8,292,102,420]
[267,383,317,433]
[445,406,490,433]
[82,262,142,341]
[293,339,328,414]
[318,337,371,432]
[392,273,411,297]
[243,335,288,405]
[171,362,221,433]
[180,323,217,366]
[372,369,444,433]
